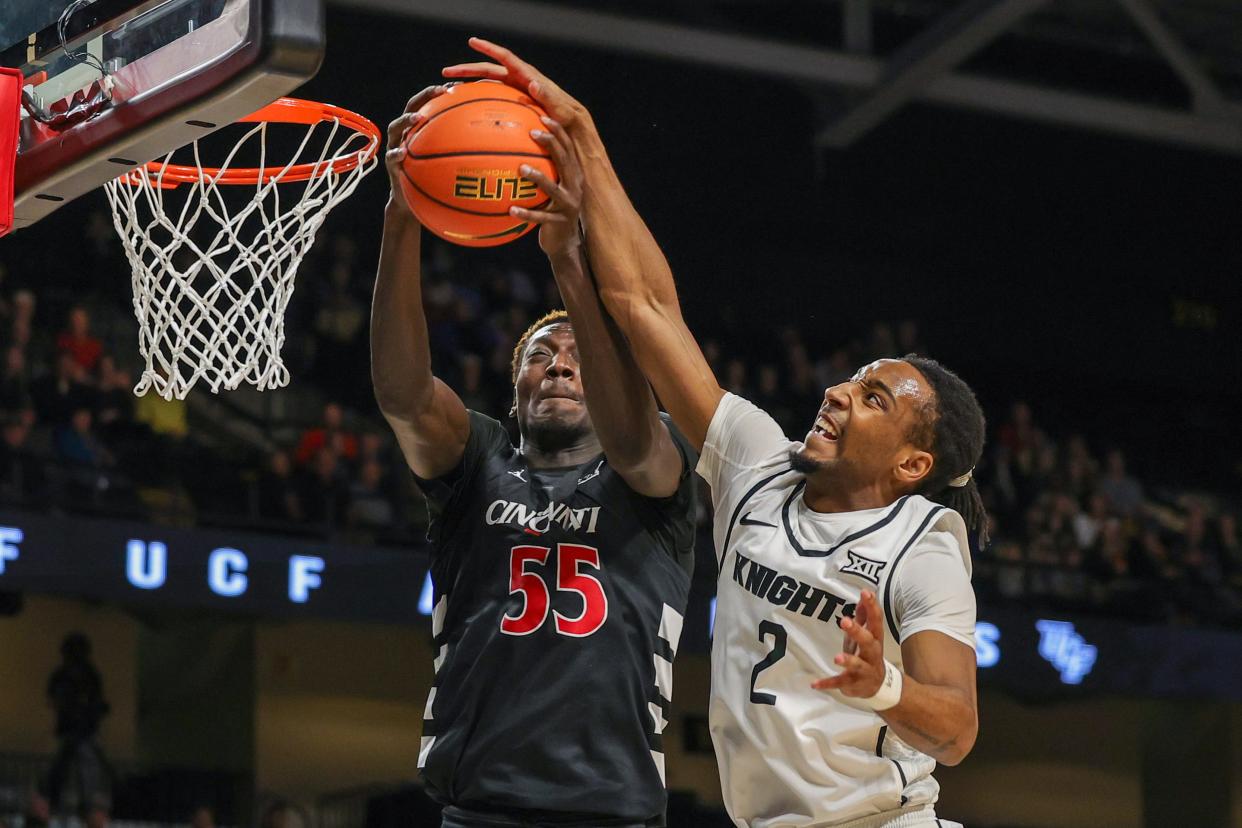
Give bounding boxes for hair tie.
[948,468,974,488]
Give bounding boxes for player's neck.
[801,477,897,514]
[520,433,604,470]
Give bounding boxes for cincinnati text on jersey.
[731,551,856,624]
[485,499,603,535]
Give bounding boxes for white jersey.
[698,394,976,828]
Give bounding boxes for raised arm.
[443,39,723,452]
[517,121,683,498]
[371,86,469,479]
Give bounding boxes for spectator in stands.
[1073,492,1110,551]
[348,458,394,532]
[46,633,113,820]
[1218,511,1240,583]
[1137,527,1179,583]
[190,804,217,828]
[33,352,97,426]
[357,430,387,466]
[723,357,748,397]
[11,288,34,316]
[865,321,897,361]
[701,338,722,377]
[84,211,119,269]
[298,446,351,525]
[55,408,114,470]
[8,289,37,343]
[5,289,41,369]
[134,380,189,441]
[816,347,853,389]
[1175,502,1240,623]
[0,344,32,410]
[0,263,10,323]
[256,449,303,524]
[294,402,358,466]
[0,414,45,502]
[997,401,1042,461]
[8,313,32,352]
[56,306,104,374]
[1099,449,1144,518]
[1090,518,1153,618]
[93,356,135,444]
[424,273,464,362]
[783,338,818,409]
[990,541,1027,601]
[125,367,188,487]
[1097,449,1142,513]
[456,353,491,413]
[22,789,50,828]
[258,794,301,828]
[313,256,367,398]
[1064,434,1099,499]
[754,363,795,436]
[84,800,110,828]
[897,319,927,355]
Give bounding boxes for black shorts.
[440,805,651,828]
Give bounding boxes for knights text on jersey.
[698,394,976,828]
[415,411,696,825]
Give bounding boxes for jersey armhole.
[414,411,511,541]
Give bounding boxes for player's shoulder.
[893,494,972,574]
[703,393,800,469]
[421,410,514,495]
[712,392,783,433]
[464,409,515,456]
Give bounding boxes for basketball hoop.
[103,97,381,399]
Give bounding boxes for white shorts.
[830,805,964,828]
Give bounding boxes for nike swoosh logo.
[739,512,776,528]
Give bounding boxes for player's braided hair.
[509,309,570,415]
[901,355,989,547]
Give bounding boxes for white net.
[103,108,378,399]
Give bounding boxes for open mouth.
[810,413,839,442]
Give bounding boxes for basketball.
[398,80,557,247]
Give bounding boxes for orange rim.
[124,98,382,187]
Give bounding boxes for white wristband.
[862,660,903,711]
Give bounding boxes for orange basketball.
[399,81,556,248]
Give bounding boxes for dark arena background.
[2,1,1242,827]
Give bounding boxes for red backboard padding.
[0,67,20,238]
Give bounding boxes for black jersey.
[416,411,696,826]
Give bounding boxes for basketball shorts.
[440,805,651,828]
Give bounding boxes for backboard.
[1,0,324,231]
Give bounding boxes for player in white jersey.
[443,40,987,828]
[699,387,977,827]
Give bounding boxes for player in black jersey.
[371,86,697,828]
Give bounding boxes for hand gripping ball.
[399,80,557,247]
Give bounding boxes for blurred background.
[2,1,1241,826]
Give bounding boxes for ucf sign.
[123,539,326,603]
[0,511,427,624]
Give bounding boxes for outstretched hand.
[812,590,889,698]
[442,38,586,128]
[512,117,583,259]
[384,85,448,212]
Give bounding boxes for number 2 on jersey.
[749,620,787,705]
[501,544,608,637]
